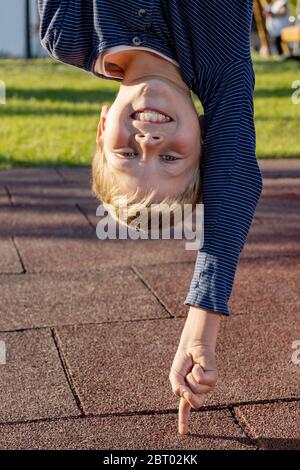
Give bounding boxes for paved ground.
[0,159,299,450]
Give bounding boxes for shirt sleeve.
[38,0,95,72]
[184,59,263,316]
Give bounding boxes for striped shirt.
[38,0,263,316]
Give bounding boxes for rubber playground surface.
[0,158,299,450]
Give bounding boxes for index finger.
[178,396,191,435]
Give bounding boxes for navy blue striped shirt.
[38,0,263,316]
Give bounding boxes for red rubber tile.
[0,204,94,238]
[0,410,254,450]
[7,184,96,206]
[235,401,300,450]
[255,194,300,221]
[55,313,299,414]
[0,268,168,331]
[14,237,110,273]
[259,158,300,179]
[242,218,300,257]
[134,263,195,317]
[54,318,224,416]
[0,238,23,273]
[0,329,79,423]
[135,257,299,321]
[14,235,195,273]
[211,314,300,405]
[261,178,300,196]
[0,202,195,272]
[0,186,10,205]
[57,167,91,184]
[0,168,62,185]
[230,257,299,319]
[54,318,188,415]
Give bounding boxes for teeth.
[132,110,171,122]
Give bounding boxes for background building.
[0,0,45,58]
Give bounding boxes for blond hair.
[92,137,202,231]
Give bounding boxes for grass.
[252,56,300,158]
[0,56,299,168]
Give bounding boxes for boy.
[38,0,263,435]
[263,0,290,56]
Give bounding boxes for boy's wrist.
[179,306,222,351]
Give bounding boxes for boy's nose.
[135,133,164,145]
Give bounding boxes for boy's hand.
[168,306,222,435]
[169,343,217,434]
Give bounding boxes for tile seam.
[51,327,86,417]
[229,406,259,450]
[131,265,174,318]
[1,397,300,428]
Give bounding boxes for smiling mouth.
[130,108,174,123]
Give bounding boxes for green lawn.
[0,56,299,168]
[252,56,300,158]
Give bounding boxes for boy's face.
[96,76,202,202]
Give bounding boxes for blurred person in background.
[264,0,291,55]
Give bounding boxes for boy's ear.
[96,104,110,143]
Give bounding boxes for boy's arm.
[38,0,96,73]
[170,59,262,436]
[185,60,263,316]
[184,3,263,317]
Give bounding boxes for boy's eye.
[161,155,178,162]
[120,152,137,158]
[120,152,178,162]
